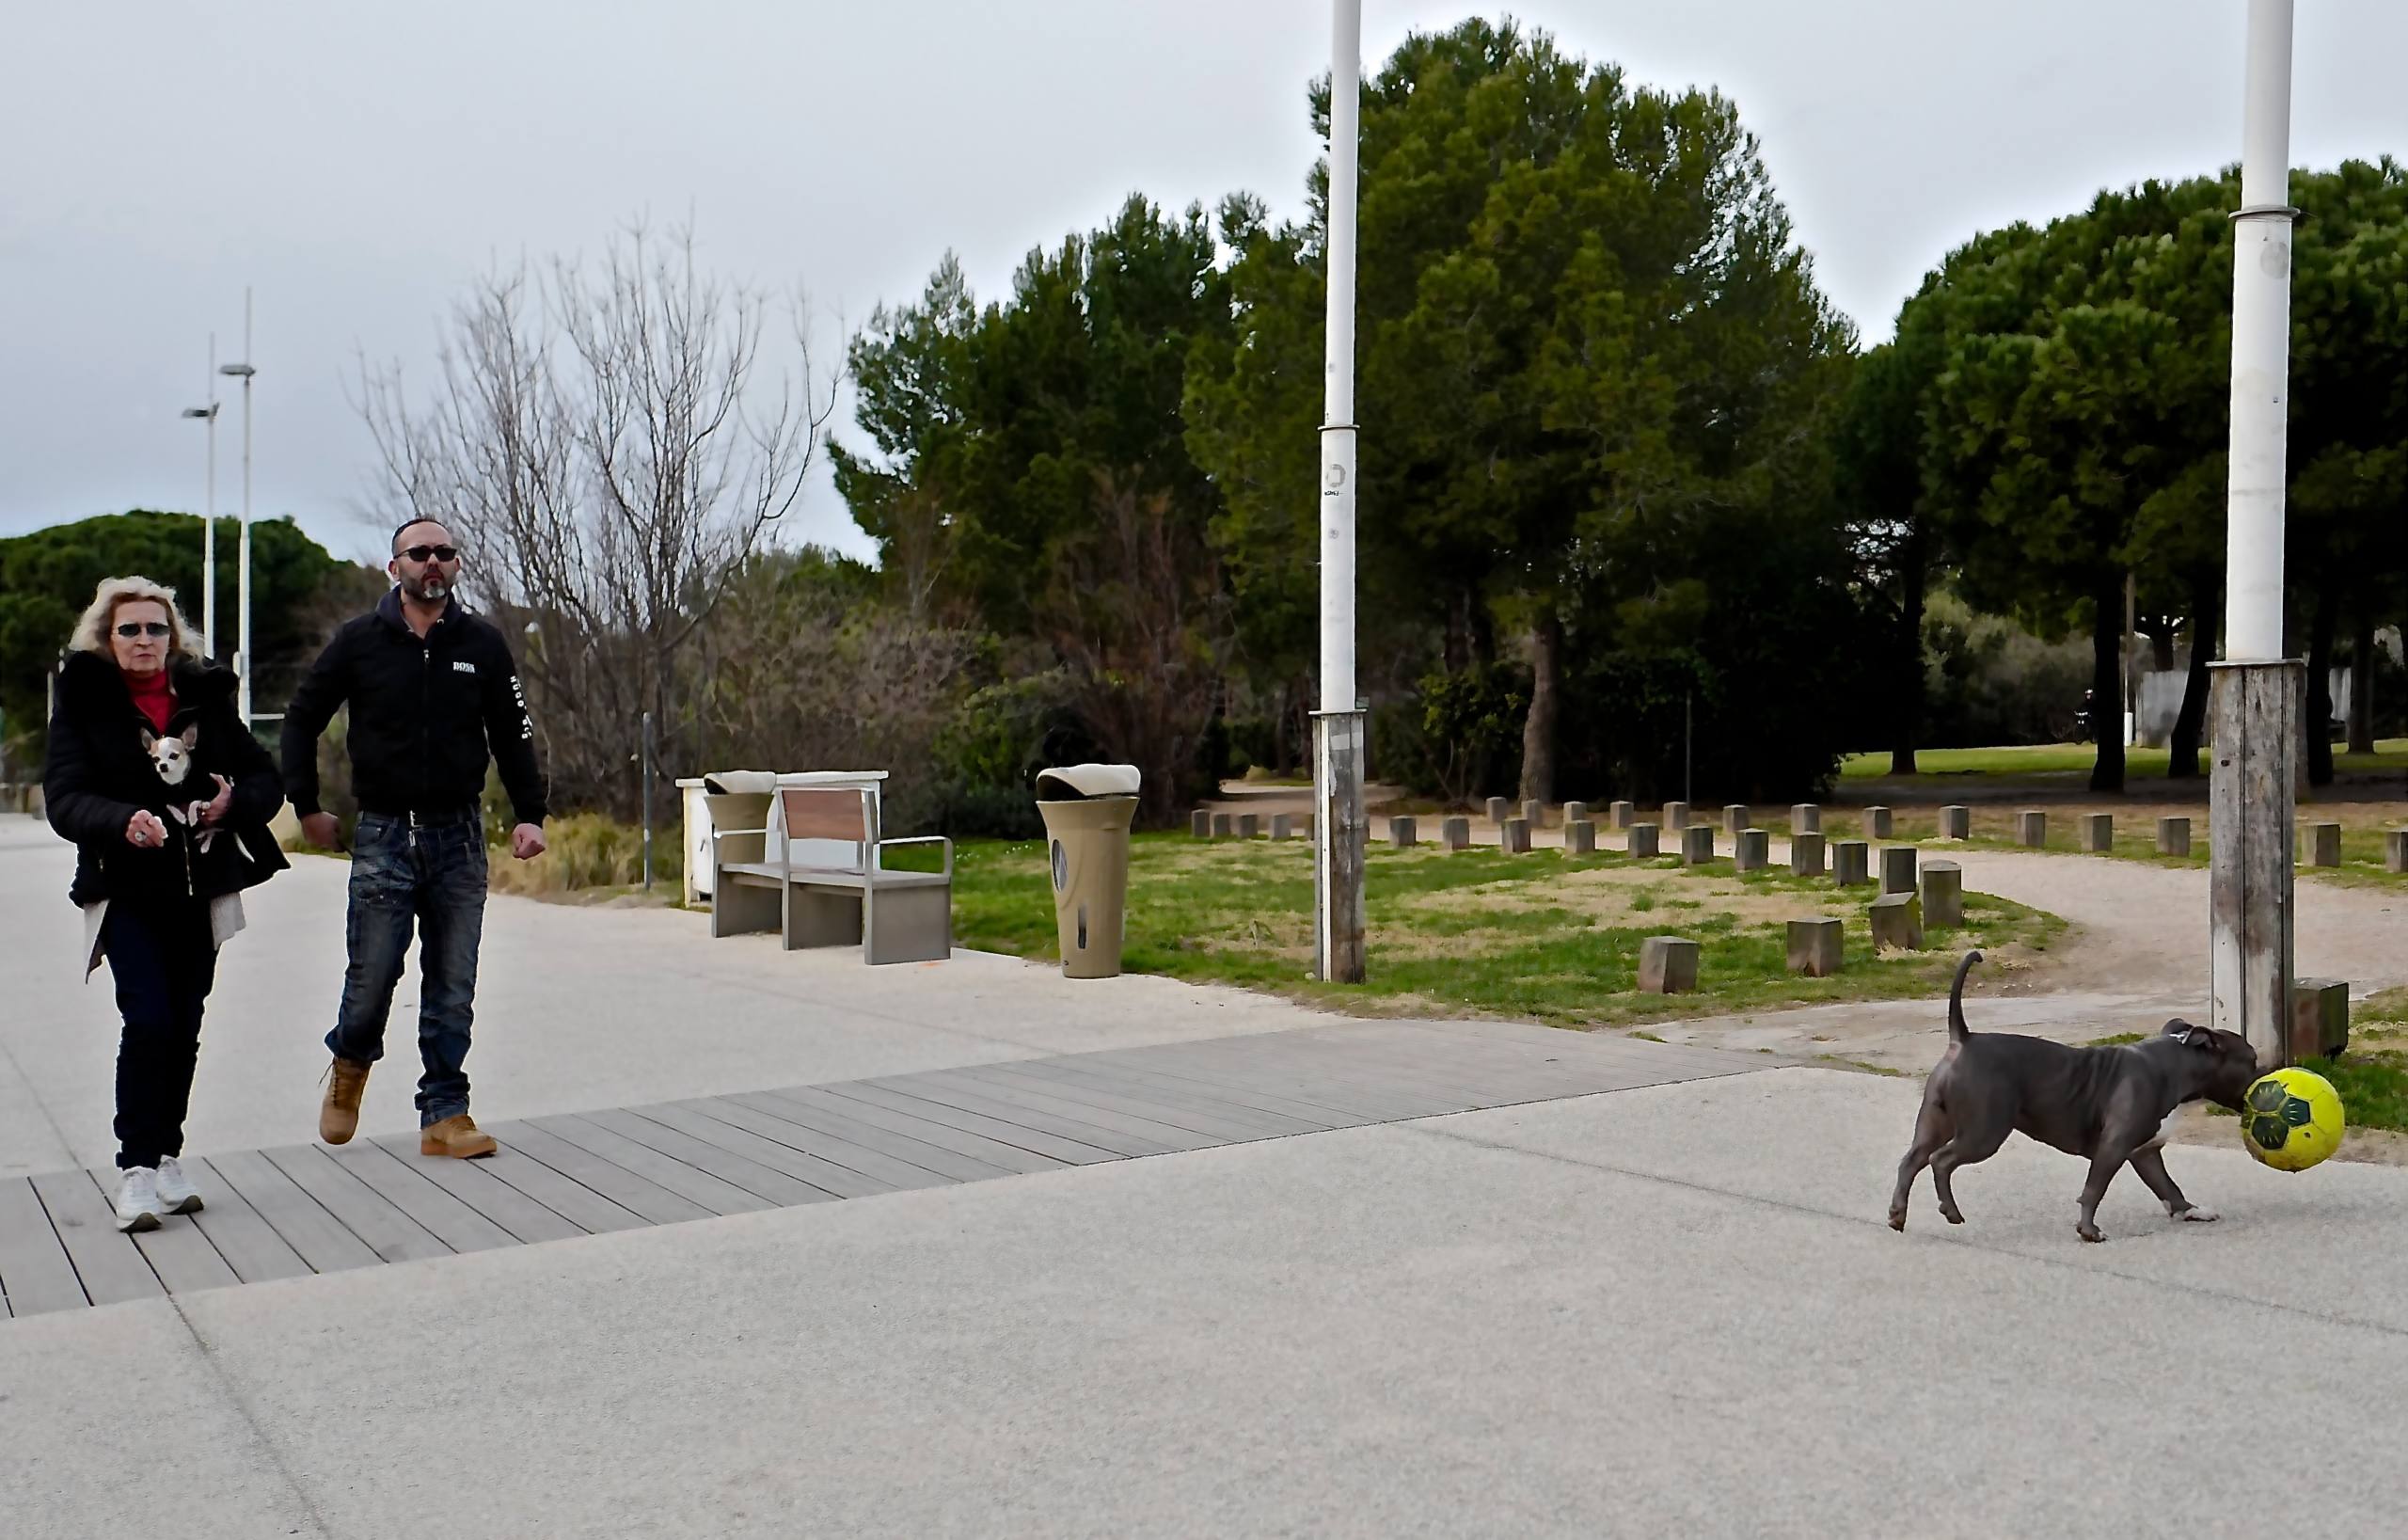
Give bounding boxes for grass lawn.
[1840,738,2408,780]
[951,833,2062,1029]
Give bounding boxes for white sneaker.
[114,1167,167,1233]
[154,1156,204,1215]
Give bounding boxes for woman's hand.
[198,773,234,828]
[125,810,169,849]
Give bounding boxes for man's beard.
[402,574,451,602]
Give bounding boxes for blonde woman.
[41,576,287,1230]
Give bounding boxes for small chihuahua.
[142,723,199,787]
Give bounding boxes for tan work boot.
[319,1057,371,1145]
[420,1114,499,1159]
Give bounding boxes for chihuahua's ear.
[2162,1019,2210,1050]
[179,723,198,750]
[139,726,158,750]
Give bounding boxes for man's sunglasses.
[399,544,460,564]
[114,622,173,639]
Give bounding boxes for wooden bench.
[706,786,952,965]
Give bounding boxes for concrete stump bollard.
[2289,978,2350,1062]
[1863,805,1893,840]
[1609,800,1635,829]
[1735,828,1769,872]
[2017,811,2046,848]
[1723,804,1750,835]
[2083,814,2114,853]
[1869,892,1924,952]
[1441,816,1471,852]
[2158,817,2192,857]
[1880,845,1918,895]
[1485,796,1509,827]
[1791,803,1821,834]
[1523,799,1545,830]
[2305,821,2341,867]
[1388,816,1418,849]
[1562,801,1588,829]
[1663,801,1689,834]
[1236,814,1260,839]
[1191,810,1212,838]
[1682,824,1716,865]
[1920,861,1963,929]
[1628,823,1662,858]
[1566,819,1597,855]
[1270,814,1292,841]
[2389,829,2408,874]
[1639,936,1700,994]
[1833,839,1872,886]
[1211,813,1233,838]
[1786,917,1843,977]
[1941,805,1970,841]
[1791,832,1827,878]
[1502,817,1532,854]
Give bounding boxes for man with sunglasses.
[281,516,548,1159]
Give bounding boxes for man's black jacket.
[280,588,547,825]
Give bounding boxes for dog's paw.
[1939,1207,1964,1226]
[2178,1206,2220,1224]
[1887,1212,1907,1232]
[2077,1224,2106,1243]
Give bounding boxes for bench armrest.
[874,835,953,880]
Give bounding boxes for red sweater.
[126,668,175,736]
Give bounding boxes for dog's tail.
[1948,949,1983,1042]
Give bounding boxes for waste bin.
[1034,763,1141,978]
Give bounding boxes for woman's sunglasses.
[400,544,460,564]
[115,622,173,639]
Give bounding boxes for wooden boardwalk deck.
[0,1020,1763,1320]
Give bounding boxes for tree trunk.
[1888,527,1926,776]
[2306,587,2337,786]
[2349,610,2377,755]
[2151,624,2177,673]
[2168,579,2218,779]
[2088,572,2127,793]
[1517,607,1560,804]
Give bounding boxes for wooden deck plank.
[85,1167,240,1294]
[182,1156,314,1285]
[962,1060,1306,1143]
[1220,1028,1568,1102]
[0,1177,92,1314]
[378,1134,648,1238]
[1098,1040,1455,1121]
[742,1088,1024,1183]
[811,1081,1123,1167]
[526,1115,775,1219]
[856,1073,1188,1159]
[1151,1033,1503,1111]
[260,1146,452,1265]
[487,1122,718,1227]
[933,1067,1244,1150]
[205,1150,383,1275]
[625,1103,904,1200]
[26,1170,163,1308]
[356,1137,588,1246]
[766,1083,1082,1175]
[694,1096,966,1194]
[323,1143,523,1255]
[1003,1056,1339,1136]
[579,1107,840,1208]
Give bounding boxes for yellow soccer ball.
[2240,1067,2345,1172]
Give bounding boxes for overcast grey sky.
[6,1,2405,565]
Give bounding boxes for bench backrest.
[781,787,870,842]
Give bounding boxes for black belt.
[359,805,480,827]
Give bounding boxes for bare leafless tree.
[354,219,842,815]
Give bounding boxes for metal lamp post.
[218,290,256,724]
[180,333,220,659]
[2210,0,2301,1067]
[1312,0,1368,983]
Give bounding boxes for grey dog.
[1889,951,2264,1243]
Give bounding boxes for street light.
[181,335,220,658]
[218,288,256,723]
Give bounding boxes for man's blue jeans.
[325,812,488,1126]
